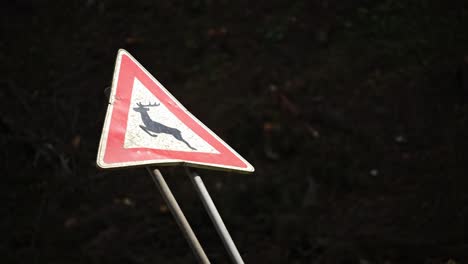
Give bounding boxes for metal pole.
[186,169,245,264]
[147,168,210,264]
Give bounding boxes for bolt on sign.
[97,49,254,173]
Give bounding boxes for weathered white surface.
[124,77,219,153]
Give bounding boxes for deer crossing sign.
[97,49,254,173]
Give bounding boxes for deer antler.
[137,102,160,107]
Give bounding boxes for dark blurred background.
[2,0,468,263]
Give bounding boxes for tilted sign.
[97,49,254,173]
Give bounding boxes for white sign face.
[124,78,219,154]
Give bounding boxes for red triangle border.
[97,50,254,173]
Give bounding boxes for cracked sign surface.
[97,49,254,173]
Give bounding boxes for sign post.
[147,168,210,264]
[187,169,245,264]
[97,49,254,263]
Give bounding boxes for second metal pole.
[186,169,245,264]
[147,168,210,264]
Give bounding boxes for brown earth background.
[2,1,468,263]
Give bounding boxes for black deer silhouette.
[133,102,197,150]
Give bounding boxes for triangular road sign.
[97,49,254,173]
